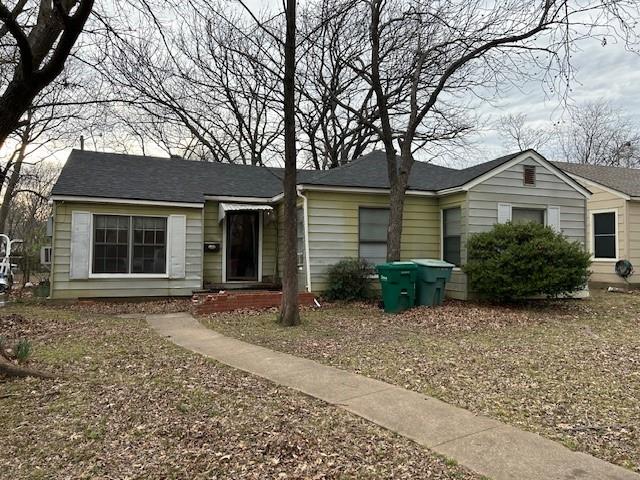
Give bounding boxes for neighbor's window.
[442,207,461,266]
[359,207,389,265]
[523,165,536,186]
[296,208,305,268]
[593,211,616,259]
[512,208,544,225]
[93,215,167,274]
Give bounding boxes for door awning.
[218,203,273,222]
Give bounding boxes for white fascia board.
[457,151,592,198]
[563,173,630,200]
[50,195,204,209]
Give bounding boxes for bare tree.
[558,100,640,167]
[5,161,58,284]
[99,1,284,164]
[334,0,639,261]
[296,0,379,169]
[499,113,554,153]
[0,63,102,233]
[0,0,94,148]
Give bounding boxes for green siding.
[51,201,203,299]
[304,191,440,293]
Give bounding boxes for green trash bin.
[375,262,418,313]
[411,259,455,306]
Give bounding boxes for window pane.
[131,216,167,274]
[360,243,387,265]
[93,215,129,274]
[512,208,544,225]
[443,237,461,266]
[594,212,615,235]
[444,208,461,236]
[296,208,305,266]
[594,235,616,258]
[359,208,389,242]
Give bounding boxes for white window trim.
[589,208,619,262]
[221,211,263,283]
[88,213,170,279]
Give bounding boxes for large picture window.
[93,215,167,275]
[442,208,461,266]
[593,211,616,259]
[359,207,389,265]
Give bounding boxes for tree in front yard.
[464,222,591,302]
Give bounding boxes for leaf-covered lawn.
[201,290,640,472]
[0,305,481,480]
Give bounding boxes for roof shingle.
[52,149,534,204]
[551,161,640,197]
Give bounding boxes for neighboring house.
[48,149,590,300]
[553,162,640,286]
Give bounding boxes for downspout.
[296,187,312,293]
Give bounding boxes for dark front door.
[226,212,259,281]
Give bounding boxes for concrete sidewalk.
[147,312,639,480]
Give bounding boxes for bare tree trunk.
[387,146,411,261]
[0,116,30,233]
[279,0,300,327]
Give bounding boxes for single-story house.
[552,161,640,286]
[48,149,590,300]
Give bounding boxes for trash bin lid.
[410,259,455,268]
[376,261,418,270]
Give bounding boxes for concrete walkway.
[147,312,639,480]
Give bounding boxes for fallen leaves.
[202,290,640,473]
[0,304,479,479]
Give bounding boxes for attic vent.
[523,165,536,186]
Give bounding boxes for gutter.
[296,187,312,293]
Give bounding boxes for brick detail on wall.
[192,291,316,315]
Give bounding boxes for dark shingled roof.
[52,149,535,204]
[552,161,640,197]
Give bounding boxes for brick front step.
[192,291,316,315]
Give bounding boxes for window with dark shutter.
[523,165,536,186]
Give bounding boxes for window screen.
[512,208,544,225]
[443,208,461,266]
[593,212,616,259]
[359,207,389,265]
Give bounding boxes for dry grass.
[201,290,640,472]
[0,305,480,480]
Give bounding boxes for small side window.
[523,165,536,186]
